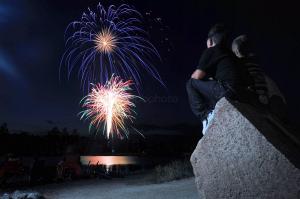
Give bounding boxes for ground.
[32,175,198,199]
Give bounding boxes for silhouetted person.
[232,35,288,122]
[186,24,245,134]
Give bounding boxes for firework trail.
[61,3,164,91]
[79,75,141,139]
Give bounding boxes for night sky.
[1,0,299,134]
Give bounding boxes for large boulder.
[191,98,300,199]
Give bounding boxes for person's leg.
[209,81,230,109]
[187,79,234,135]
[186,79,208,120]
[186,79,224,120]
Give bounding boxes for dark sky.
[0,0,299,134]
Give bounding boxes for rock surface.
[191,98,300,199]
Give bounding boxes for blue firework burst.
[60,3,164,92]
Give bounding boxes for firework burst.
[61,3,164,91]
[94,29,117,54]
[79,76,141,139]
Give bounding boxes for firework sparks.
[61,3,164,91]
[79,76,140,139]
[94,29,117,54]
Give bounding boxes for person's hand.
[191,69,206,80]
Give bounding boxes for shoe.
[207,110,215,125]
[202,119,208,135]
[202,110,215,135]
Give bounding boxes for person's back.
[239,55,269,104]
[216,48,248,94]
[199,45,237,83]
[232,35,288,121]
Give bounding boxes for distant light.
[81,156,138,166]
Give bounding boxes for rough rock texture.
[191,98,300,199]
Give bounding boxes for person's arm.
[191,69,206,80]
[191,47,213,80]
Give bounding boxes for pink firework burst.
[80,76,141,139]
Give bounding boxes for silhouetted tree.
[62,127,69,136]
[0,122,9,135]
[72,129,78,136]
[48,127,60,136]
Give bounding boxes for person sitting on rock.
[231,35,288,122]
[186,24,246,134]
